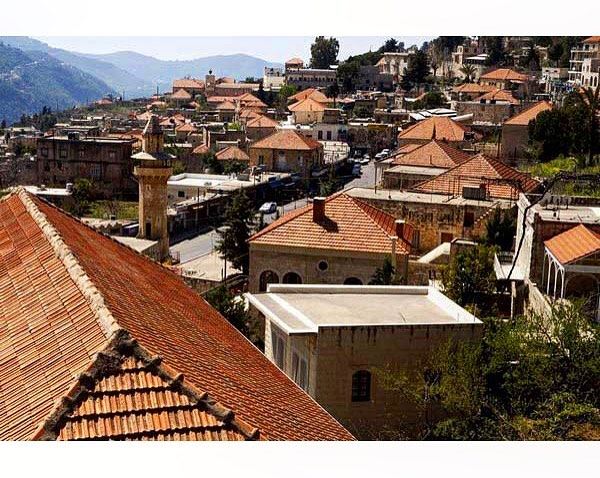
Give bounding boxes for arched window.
[282,272,302,284]
[351,370,371,402]
[259,270,279,292]
[344,277,363,285]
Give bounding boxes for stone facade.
[455,101,519,125]
[37,136,135,198]
[286,68,337,90]
[262,314,482,439]
[249,244,408,293]
[501,123,530,160]
[249,145,323,176]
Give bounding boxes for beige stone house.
[248,193,413,292]
[397,116,473,149]
[288,97,326,124]
[501,101,552,160]
[246,284,483,438]
[249,130,323,176]
[245,114,279,141]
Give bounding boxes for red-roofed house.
[479,68,532,98]
[0,189,353,441]
[288,97,326,124]
[249,130,324,176]
[502,101,553,160]
[248,193,413,292]
[246,114,279,141]
[413,153,541,200]
[397,116,473,148]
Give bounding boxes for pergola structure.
[542,224,600,320]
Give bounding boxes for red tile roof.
[250,192,411,255]
[545,224,600,265]
[175,123,198,133]
[215,146,250,161]
[474,89,520,105]
[451,83,496,94]
[583,36,600,44]
[0,190,353,441]
[413,153,540,200]
[250,130,323,151]
[398,116,469,142]
[173,79,204,90]
[480,68,529,83]
[246,115,279,129]
[238,93,267,109]
[390,140,472,169]
[289,88,329,104]
[171,89,193,100]
[504,101,552,126]
[192,144,210,155]
[288,97,326,113]
[286,57,304,65]
[216,100,236,111]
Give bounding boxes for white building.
[263,66,285,90]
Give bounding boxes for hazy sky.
[35,36,434,63]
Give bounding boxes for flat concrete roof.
[246,285,481,334]
[535,204,600,225]
[345,187,513,208]
[112,236,157,252]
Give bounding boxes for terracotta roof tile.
[474,89,520,105]
[192,144,210,155]
[413,153,540,200]
[250,192,411,255]
[246,115,279,129]
[288,97,326,113]
[451,83,496,94]
[215,146,250,161]
[583,36,600,44]
[504,101,552,126]
[250,130,323,151]
[390,140,472,169]
[545,224,600,265]
[480,68,529,82]
[171,89,193,100]
[173,79,205,90]
[398,116,469,142]
[216,100,236,111]
[0,191,353,441]
[289,88,329,104]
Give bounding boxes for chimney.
[313,197,326,223]
[395,219,406,241]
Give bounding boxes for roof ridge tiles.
[16,188,121,341]
[32,329,260,441]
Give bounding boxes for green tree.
[215,191,255,275]
[482,36,507,66]
[484,208,516,251]
[528,108,573,161]
[381,38,399,53]
[336,60,361,93]
[410,91,446,110]
[204,285,249,335]
[548,42,564,67]
[310,36,339,69]
[459,64,477,83]
[171,160,186,175]
[369,256,401,285]
[277,84,297,111]
[64,178,94,217]
[441,244,497,312]
[401,50,430,91]
[574,86,600,166]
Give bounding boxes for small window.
[271,326,285,369]
[178,190,185,198]
[283,272,302,284]
[318,130,323,140]
[41,147,48,157]
[109,150,116,160]
[464,211,475,228]
[317,260,328,272]
[59,148,67,159]
[79,149,85,159]
[291,351,308,391]
[344,277,363,285]
[326,130,332,140]
[352,370,371,402]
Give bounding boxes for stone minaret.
[133,116,172,262]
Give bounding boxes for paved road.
[344,160,377,190]
[170,229,220,263]
[261,198,309,225]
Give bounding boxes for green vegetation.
[400,50,430,91]
[408,91,446,110]
[369,256,401,285]
[204,285,250,335]
[215,190,256,275]
[521,157,600,197]
[88,200,139,220]
[309,36,339,69]
[376,303,600,440]
[484,209,516,251]
[441,244,498,314]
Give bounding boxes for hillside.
[83,50,283,88]
[0,42,114,124]
[0,36,154,98]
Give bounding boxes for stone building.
[455,89,522,125]
[376,52,411,82]
[397,116,474,149]
[248,193,413,292]
[246,284,483,439]
[133,116,173,261]
[501,101,552,160]
[36,135,135,197]
[286,68,337,90]
[288,97,326,124]
[0,189,352,441]
[249,130,323,176]
[245,115,279,141]
[382,140,472,190]
[478,68,532,99]
[346,187,514,254]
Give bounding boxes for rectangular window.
[178,190,185,198]
[258,155,265,165]
[79,149,85,159]
[90,163,102,179]
[326,130,332,140]
[291,351,308,391]
[464,211,475,228]
[41,147,48,158]
[271,325,285,369]
[59,148,67,159]
[317,130,323,140]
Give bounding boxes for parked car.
[259,202,278,214]
[359,157,370,165]
[352,164,361,176]
[374,153,383,160]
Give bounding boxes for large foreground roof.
[0,190,352,441]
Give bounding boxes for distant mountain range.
[0,42,114,124]
[0,37,282,100]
